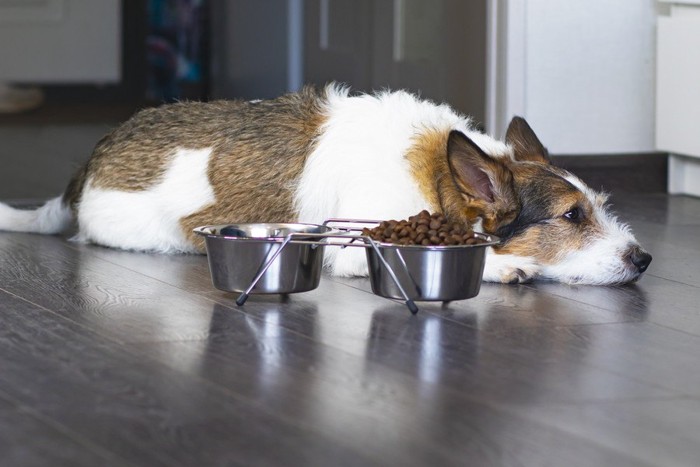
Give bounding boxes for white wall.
[488,0,658,155]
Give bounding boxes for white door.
[0,0,121,83]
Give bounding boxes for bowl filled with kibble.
[356,211,499,302]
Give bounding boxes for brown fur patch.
[404,129,518,230]
[62,87,328,251]
[404,129,449,213]
[180,88,327,249]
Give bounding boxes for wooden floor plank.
[0,290,380,467]
[510,397,700,467]
[0,394,127,467]
[0,232,244,344]
[610,193,700,226]
[0,285,651,467]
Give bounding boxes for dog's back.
[0,87,330,253]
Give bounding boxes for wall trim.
[552,152,668,194]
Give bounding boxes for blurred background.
[0,0,688,201]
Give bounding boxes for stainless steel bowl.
[193,223,334,294]
[366,232,499,301]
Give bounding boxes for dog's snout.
[628,246,652,273]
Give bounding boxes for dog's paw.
[501,267,538,284]
[482,253,541,284]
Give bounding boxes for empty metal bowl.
[366,232,500,301]
[193,223,334,294]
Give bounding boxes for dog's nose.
[628,246,652,273]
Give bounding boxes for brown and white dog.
[0,84,651,284]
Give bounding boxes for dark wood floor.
[0,192,698,466]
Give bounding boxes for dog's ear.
[447,131,518,232]
[505,116,550,164]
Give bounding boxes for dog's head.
[445,117,651,285]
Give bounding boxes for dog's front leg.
[482,249,541,284]
[326,244,371,277]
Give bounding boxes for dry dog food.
[361,210,485,246]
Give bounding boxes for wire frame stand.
[235,219,420,314]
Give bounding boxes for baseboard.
[668,154,700,197]
[551,152,668,194]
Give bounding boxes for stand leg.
[366,239,420,314]
[236,236,294,306]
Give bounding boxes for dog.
[0,84,651,284]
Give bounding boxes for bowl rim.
[193,223,338,241]
[368,232,500,250]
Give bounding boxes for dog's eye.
[563,207,581,221]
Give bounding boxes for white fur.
[294,85,510,276]
[481,250,541,283]
[74,147,215,253]
[0,197,72,234]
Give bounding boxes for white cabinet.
[657,1,700,196]
[487,0,657,153]
[0,0,120,83]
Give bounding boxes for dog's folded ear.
[446,130,518,231]
[505,116,550,164]
[448,131,500,202]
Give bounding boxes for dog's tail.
[0,196,73,234]
[0,161,87,235]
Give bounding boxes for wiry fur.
[0,84,651,285]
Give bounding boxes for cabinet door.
[371,0,486,122]
[303,0,374,91]
[657,16,700,157]
[0,0,120,83]
[303,0,486,122]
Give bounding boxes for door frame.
[485,0,526,138]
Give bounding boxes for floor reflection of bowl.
[366,233,499,301]
[194,223,334,294]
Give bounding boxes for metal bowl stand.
[235,219,420,314]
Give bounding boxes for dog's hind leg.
[75,148,216,253]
